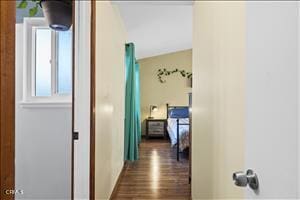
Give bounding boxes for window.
[23,18,72,104]
[35,28,52,96]
[57,30,72,95]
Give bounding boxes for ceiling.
[116,2,193,59]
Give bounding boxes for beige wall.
[139,49,192,135]
[192,2,245,199]
[95,2,127,199]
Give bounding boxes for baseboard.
[109,161,128,200]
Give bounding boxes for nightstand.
[146,119,167,138]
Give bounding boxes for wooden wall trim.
[90,0,96,199]
[0,1,16,200]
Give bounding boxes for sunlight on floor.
[151,149,160,193]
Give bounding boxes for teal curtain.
[135,61,142,144]
[124,43,141,161]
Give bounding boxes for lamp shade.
[149,105,158,119]
[151,105,158,111]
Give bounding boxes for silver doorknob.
[233,169,259,190]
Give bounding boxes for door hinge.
[73,131,79,140]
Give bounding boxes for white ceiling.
[116,2,193,59]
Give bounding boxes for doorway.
[0,1,75,199]
[115,2,193,199]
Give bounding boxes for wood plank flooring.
[112,139,191,200]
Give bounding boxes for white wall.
[245,2,299,198]
[95,2,127,199]
[15,25,72,199]
[73,1,91,199]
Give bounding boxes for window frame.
[23,18,72,105]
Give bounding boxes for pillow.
[169,108,189,118]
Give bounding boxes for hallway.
[112,139,191,200]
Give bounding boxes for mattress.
[167,118,189,151]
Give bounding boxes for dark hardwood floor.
[112,139,191,200]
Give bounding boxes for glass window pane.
[35,29,52,96]
[57,30,72,94]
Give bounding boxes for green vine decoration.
[157,68,192,83]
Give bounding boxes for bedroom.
[140,49,192,159]
[112,2,193,199]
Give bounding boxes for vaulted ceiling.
[116,2,193,59]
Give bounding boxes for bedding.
[167,118,189,151]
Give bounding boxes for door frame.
[0,1,16,200]
[71,0,75,199]
[90,0,96,199]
